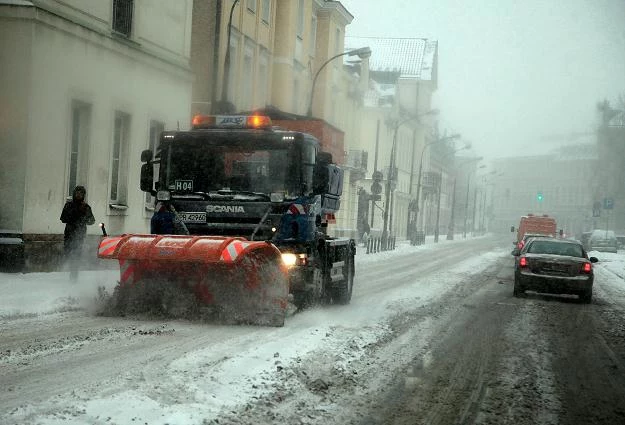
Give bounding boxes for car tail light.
[582,262,592,273]
[519,257,528,267]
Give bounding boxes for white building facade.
[0,0,193,269]
[344,36,438,241]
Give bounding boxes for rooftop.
[345,36,438,80]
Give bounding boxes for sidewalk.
[590,250,625,279]
[355,232,491,266]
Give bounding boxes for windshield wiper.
[212,190,270,201]
[170,191,210,200]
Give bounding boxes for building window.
[68,101,91,198]
[247,0,256,13]
[112,0,134,37]
[145,120,164,205]
[297,0,304,38]
[261,0,271,23]
[110,111,131,205]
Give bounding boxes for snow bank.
[0,270,119,318]
[589,250,625,281]
[355,234,488,266]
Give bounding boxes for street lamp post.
[480,184,489,232]
[434,171,443,242]
[472,185,479,236]
[478,171,503,233]
[432,144,470,242]
[218,0,240,112]
[447,177,458,240]
[382,111,440,245]
[307,47,371,117]
[463,172,472,239]
[381,121,401,245]
[446,156,482,240]
[463,164,486,238]
[411,133,460,242]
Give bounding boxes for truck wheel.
[255,308,286,327]
[293,290,313,310]
[334,255,354,305]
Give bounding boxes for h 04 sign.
[175,180,193,191]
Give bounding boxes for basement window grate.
[112,0,134,37]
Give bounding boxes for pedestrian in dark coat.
[60,185,95,280]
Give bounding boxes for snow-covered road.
[2,236,625,424]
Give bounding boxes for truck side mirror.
[140,163,154,193]
[313,152,333,195]
[313,164,329,194]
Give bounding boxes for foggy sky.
[340,0,625,159]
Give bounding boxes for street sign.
[603,197,614,210]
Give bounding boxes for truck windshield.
[162,141,300,196]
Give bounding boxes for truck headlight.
[271,192,285,202]
[282,253,297,267]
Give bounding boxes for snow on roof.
[345,36,438,80]
[363,79,396,108]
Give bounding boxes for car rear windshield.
[526,240,584,257]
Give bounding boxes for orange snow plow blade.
[98,234,289,326]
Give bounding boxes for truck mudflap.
[98,234,288,326]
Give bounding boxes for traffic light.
[537,192,543,202]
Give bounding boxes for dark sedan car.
[513,238,598,303]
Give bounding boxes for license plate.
[544,264,568,273]
[178,212,206,223]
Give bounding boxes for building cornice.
[313,0,325,11]
[317,1,353,25]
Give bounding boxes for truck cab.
[140,114,342,243]
[139,114,355,308]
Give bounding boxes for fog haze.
[341,0,625,158]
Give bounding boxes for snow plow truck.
[97,114,356,326]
